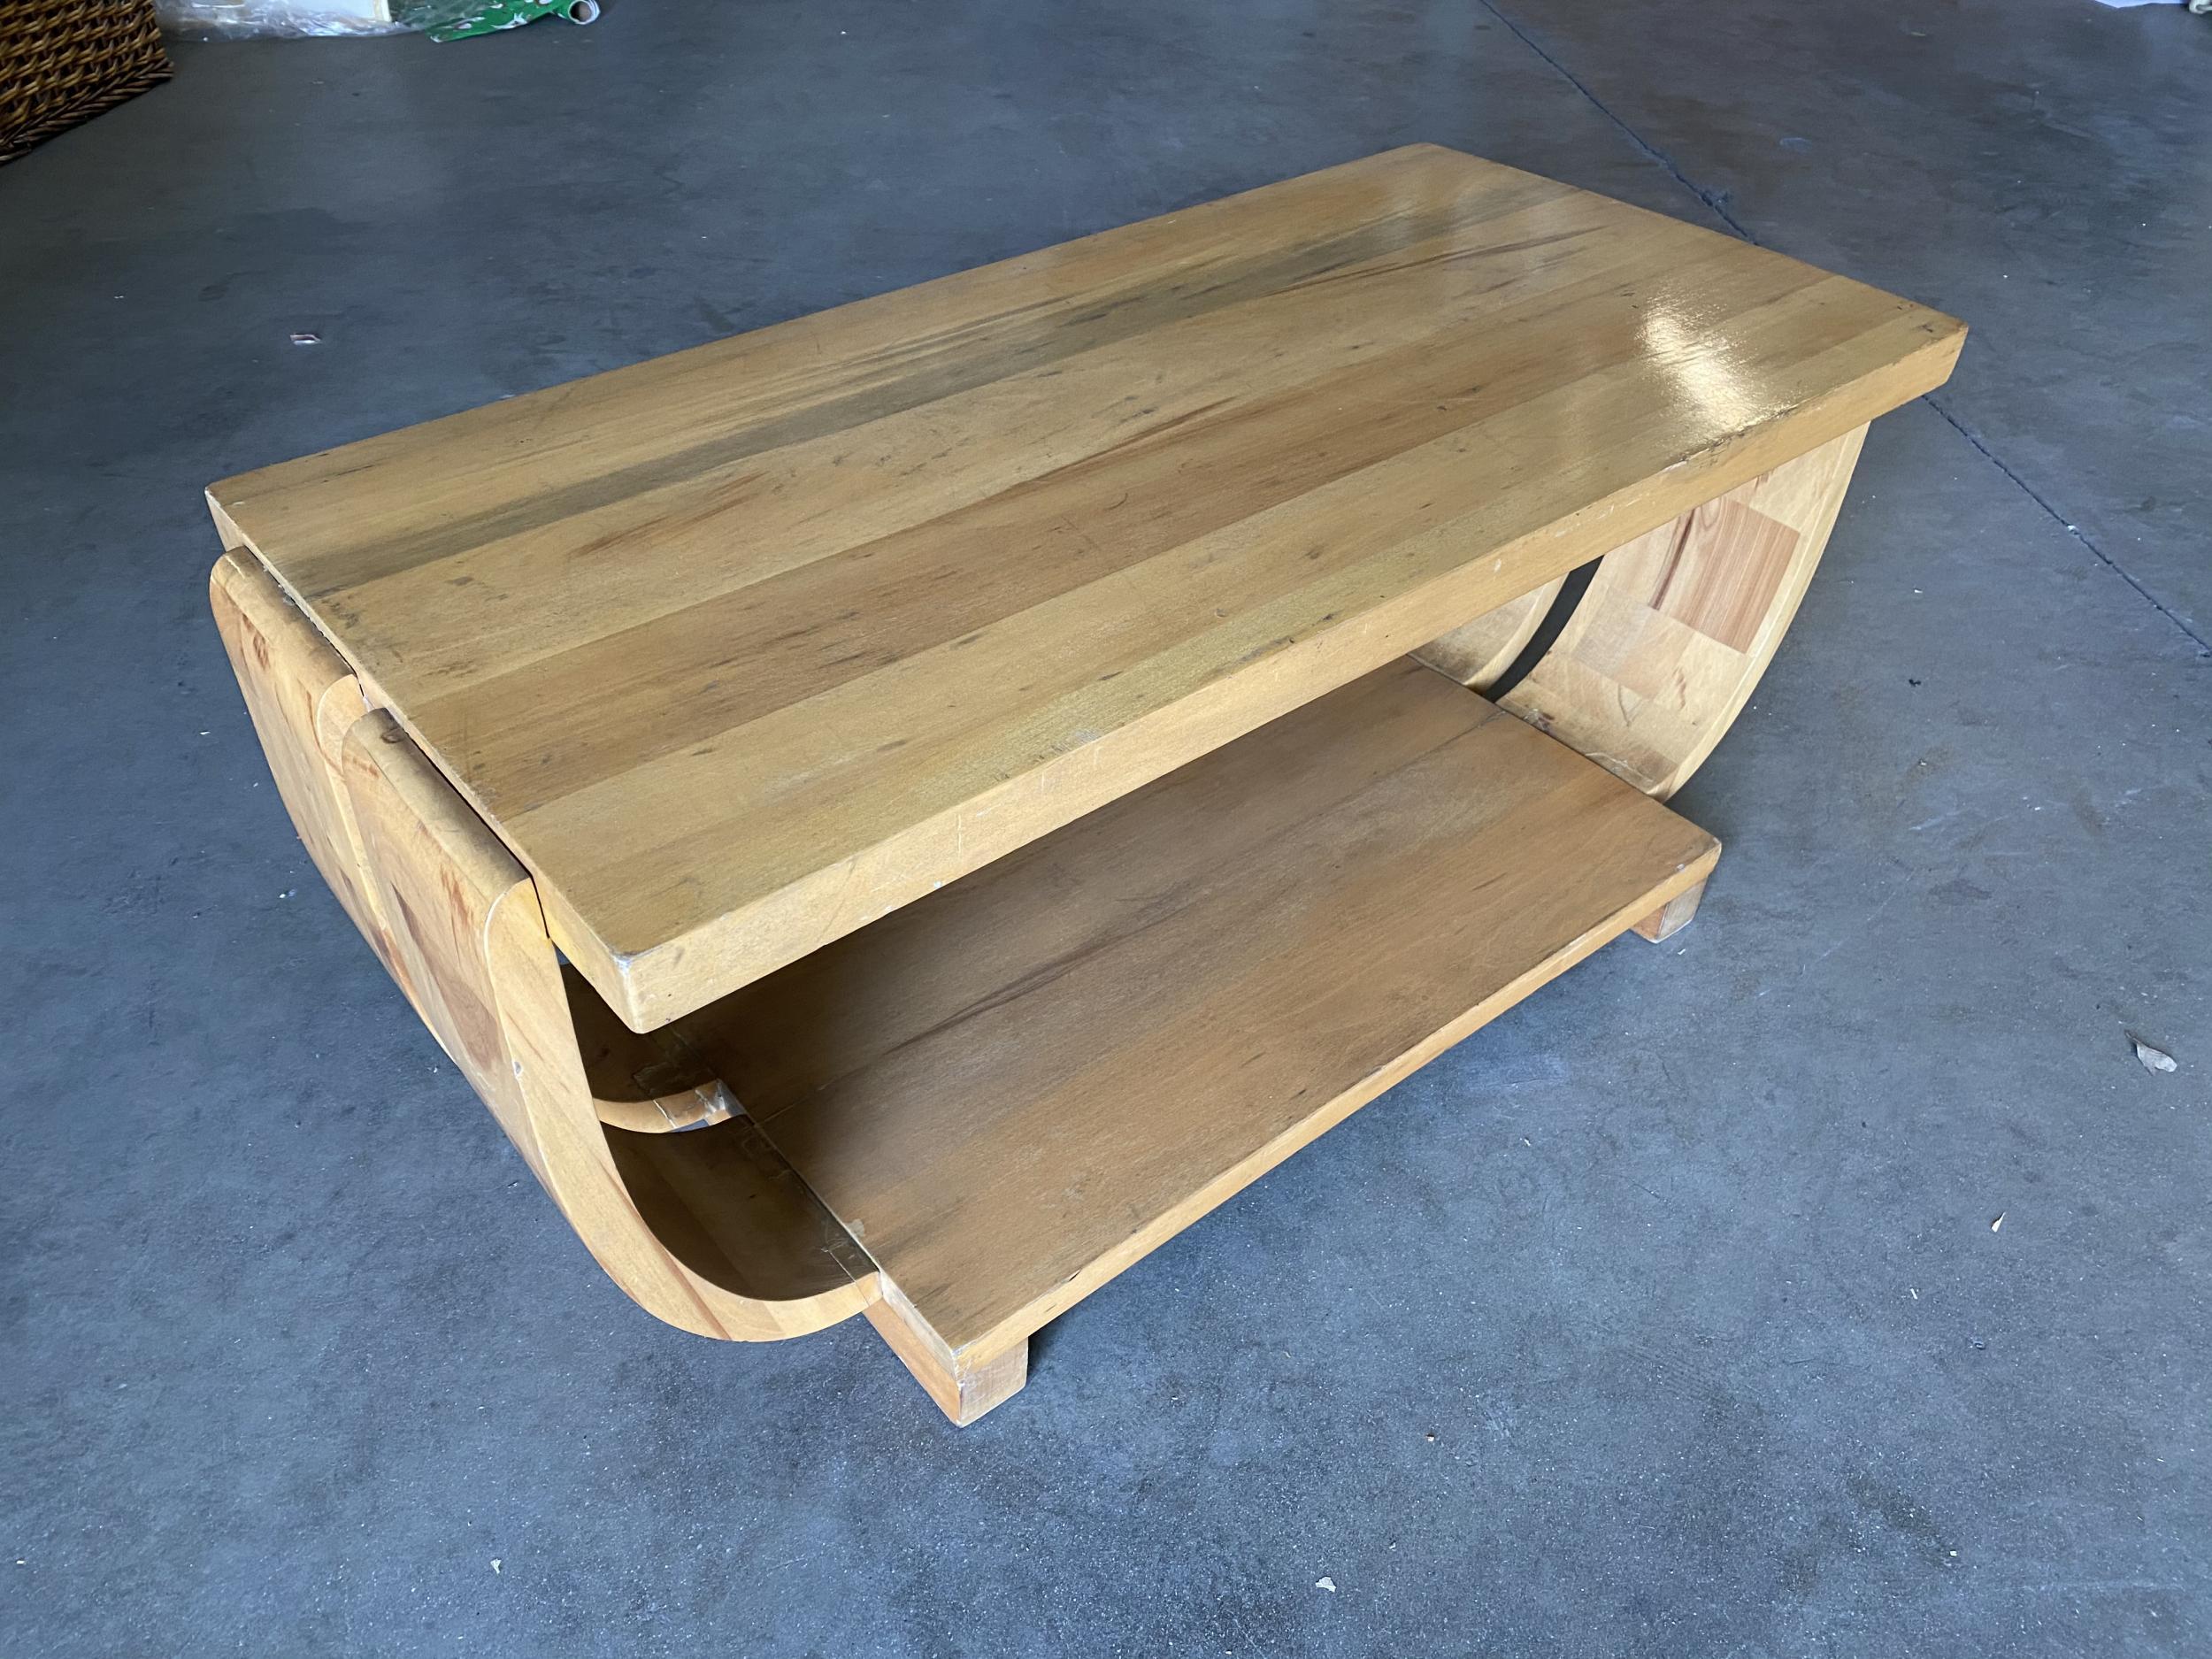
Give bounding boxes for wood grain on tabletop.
[208,143,1961,1029]
[673,660,1719,1363]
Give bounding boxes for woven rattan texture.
[2,0,171,163]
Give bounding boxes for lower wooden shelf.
[662,658,1719,1369]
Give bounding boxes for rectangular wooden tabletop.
[209,143,1962,1031]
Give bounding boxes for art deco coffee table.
[209,145,1962,1424]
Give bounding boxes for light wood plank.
[210,146,1958,1028]
[668,661,1717,1366]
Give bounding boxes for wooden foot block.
[866,1286,1028,1427]
[1632,877,1709,943]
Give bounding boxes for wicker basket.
[1,0,172,164]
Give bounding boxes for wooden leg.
[865,1282,1028,1426]
[1632,878,1708,944]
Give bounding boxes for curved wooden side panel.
[215,553,735,1134]
[1415,574,1564,692]
[210,551,396,982]
[1417,425,1865,797]
[335,710,879,1341]
[214,549,875,1342]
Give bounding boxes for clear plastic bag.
[154,0,406,35]
[155,0,603,35]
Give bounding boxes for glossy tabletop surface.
[209,144,1962,1030]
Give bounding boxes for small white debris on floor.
[491,1559,502,1574]
[1314,1577,1336,1593]
[2133,1037,2178,1074]
[1991,1213,2005,1233]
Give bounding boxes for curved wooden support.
[211,551,877,1344]
[1417,425,1865,798]
[336,709,878,1340]
[568,965,735,1133]
[1417,574,1564,692]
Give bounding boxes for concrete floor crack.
[1480,0,2210,659]
[1475,0,1756,242]
[1922,394,2209,656]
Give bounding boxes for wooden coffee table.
[208,146,1962,1424]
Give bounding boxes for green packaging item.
[395,0,600,43]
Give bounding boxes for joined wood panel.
[210,145,1959,1028]
[1494,423,1867,797]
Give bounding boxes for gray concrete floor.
[4,2,2208,1654]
